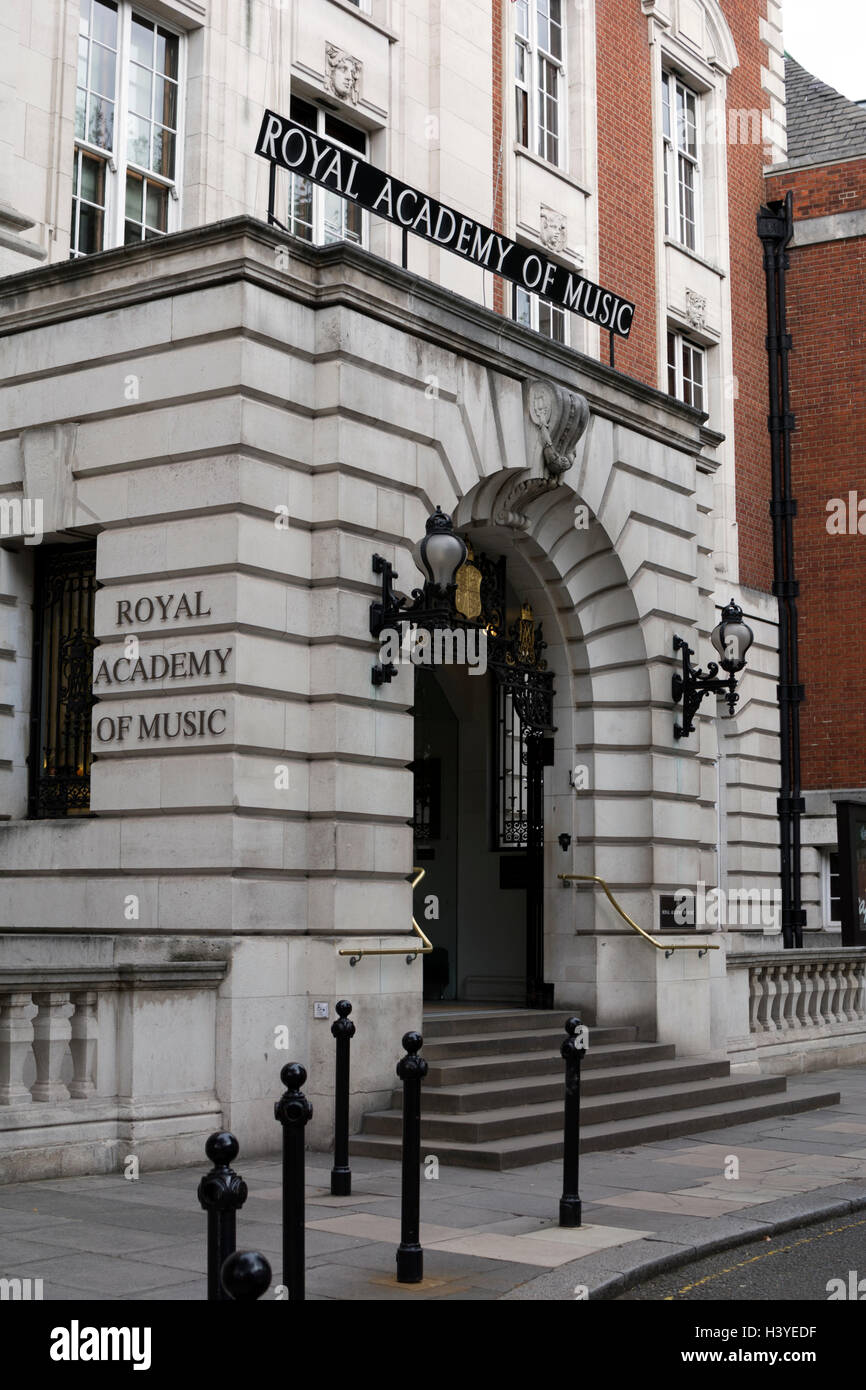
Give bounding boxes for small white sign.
[314,1002,329,1019]
[575,1025,589,1051]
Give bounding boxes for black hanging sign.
[255,109,636,339]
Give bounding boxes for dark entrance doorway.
[410,545,555,1008]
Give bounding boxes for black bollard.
[197,1132,249,1302]
[559,1016,586,1228]
[221,1250,272,1301]
[395,1031,428,1284]
[330,1000,356,1197]
[274,1061,313,1302]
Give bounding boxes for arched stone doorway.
[410,542,555,1007]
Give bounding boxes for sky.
[782,0,866,101]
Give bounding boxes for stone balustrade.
[742,952,866,1035]
[727,948,866,1075]
[0,963,226,1110]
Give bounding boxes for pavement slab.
[2,1060,866,1300]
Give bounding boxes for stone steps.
[396,1056,735,1115]
[350,1088,841,1170]
[349,1008,841,1170]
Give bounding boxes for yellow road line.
[662,1216,866,1299]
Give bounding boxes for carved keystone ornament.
[495,379,590,529]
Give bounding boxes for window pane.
[91,42,116,97]
[75,88,87,140]
[662,72,671,140]
[515,42,525,84]
[156,29,179,81]
[154,76,177,129]
[125,171,143,220]
[515,0,529,39]
[290,95,317,131]
[127,112,150,167]
[548,0,562,60]
[78,201,105,255]
[124,219,142,244]
[128,62,153,117]
[515,286,531,328]
[78,35,89,88]
[92,0,118,48]
[130,16,154,67]
[289,175,314,239]
[87,94,114,149]
[145,180,168,231]
[667,332,677,396]
[79,151,106,204]
[323,190,347,243]
[678,156,695,248]
[663,145,671,237]
[516,85,528,146]
[324,112,366,153]
[152,126,175,177]
[344,198,363,244]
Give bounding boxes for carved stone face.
[332,58,356,99]
[539,206,567,253]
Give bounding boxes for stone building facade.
[0,1,862,1179]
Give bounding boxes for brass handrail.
[338,867,434,967]
[558,873,721,958]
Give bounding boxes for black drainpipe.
[757,191,805,949]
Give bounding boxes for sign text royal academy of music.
[255,109,636,339]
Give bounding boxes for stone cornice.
[0,216,712,462]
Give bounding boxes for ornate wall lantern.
[370,507,468,684]
[672,599,754,740]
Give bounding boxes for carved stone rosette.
[495,380,590,529]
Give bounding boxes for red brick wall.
[595,0,657,383]
[722,0,777,593]
[765,162,866,788]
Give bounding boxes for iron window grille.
[28,544,99,819]
[495,683,529,849]
[287,95,367,247]
[662,70,700,252]
[72,0,183,257]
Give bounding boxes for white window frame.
[514,0,565,169]
[287,97,368,249]
[513,283,568,345]
[667,328,706,412]
[72,0,185,257]
[662,69,700,254]
[821,849,842,927]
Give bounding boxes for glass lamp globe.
[711,599,754,674]
[418,507,467,592]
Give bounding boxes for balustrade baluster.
[31,992,71,1102]
[0,992,34,1105]
[69,991,98,1099]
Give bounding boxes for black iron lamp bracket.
[672,635,738,740]
[370,554,405,685]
